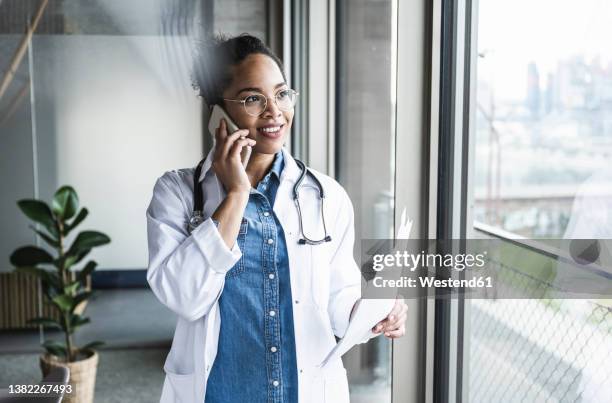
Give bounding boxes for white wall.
[33,35,203,270]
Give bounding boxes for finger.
[384,326,406,338]
[218,118,227,137]
[222,130,250,156]
[384,312,407,331]
[372,322,384,333]
[229,138,254,159]
[385,299,403,323]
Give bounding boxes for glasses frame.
[223,88,300,117]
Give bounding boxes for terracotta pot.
[40,349,99,403]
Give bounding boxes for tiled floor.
[0,348,166,403]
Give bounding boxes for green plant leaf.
[42,340,67,358]
[70,314,90,329]
[15,266,62,291]
[10,246,54,267]
[27,317,63,330]
[52,295,74,312]
[17,200,57,236]
[52,186,79,220]
[65,208,88,235]
[41,282,61,303]
[68,231,110,255]
[72,291,93,310]
[76,261,97,283]
[64,281,80,295]
[28,225,59,248]
[80,340,104,351]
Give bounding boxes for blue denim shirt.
[205,152,298,403]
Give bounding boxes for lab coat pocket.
[162,369,197,403]
[323,367,350,403]
[225,218,248,278]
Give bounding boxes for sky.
[477,0,612,102]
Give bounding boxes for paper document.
[319,208,413,368]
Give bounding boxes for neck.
[245,151,276,187]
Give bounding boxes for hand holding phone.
[208,105,252,167]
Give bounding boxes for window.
[336,0,397,401]
[464,1,612,402]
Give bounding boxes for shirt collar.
[269,151,284,180]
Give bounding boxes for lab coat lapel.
[274,147,315,305]
[198,146,227,220]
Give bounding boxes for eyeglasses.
[223,88,299,117]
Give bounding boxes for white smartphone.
[208,105,252,167]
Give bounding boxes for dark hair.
[192,33,286,108]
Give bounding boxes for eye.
[244,95,261,104]
[277,90,290,99]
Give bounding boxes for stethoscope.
[187,157,332,245]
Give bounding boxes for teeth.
[260,126,281,133]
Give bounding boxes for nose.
[261,95,282,119]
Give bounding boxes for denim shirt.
[205,152,298,403]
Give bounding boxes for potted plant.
[9,185,110,403]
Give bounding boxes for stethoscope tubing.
[188,157,331,245]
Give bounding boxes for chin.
[253,141,284,155]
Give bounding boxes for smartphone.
[208,105,252,167]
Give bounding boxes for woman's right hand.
[212,118,256,195]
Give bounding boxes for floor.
[0,288,391,402]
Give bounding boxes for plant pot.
[40,349,99,403]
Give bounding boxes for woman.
[146,33,408,403]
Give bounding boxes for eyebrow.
[235,82,287,96]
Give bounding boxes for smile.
[257,124,285,138]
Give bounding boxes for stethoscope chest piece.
[187,211,204,234]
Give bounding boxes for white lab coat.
[146,147,376,403]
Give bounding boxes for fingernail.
[389,315,395,320]
[376,324,382,330]
[385,332,390,337]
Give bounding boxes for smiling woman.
[145,33,407,403]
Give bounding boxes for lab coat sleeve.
[146,172,242,322]
[327,188,364,338]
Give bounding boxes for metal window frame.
[431,0,473,402]
[392,0,438,401]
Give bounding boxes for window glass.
[473,0,612,238]
[468,2,612,402]
[336,0,396,401]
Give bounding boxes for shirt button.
[268,273,275,279]
[270,346,277,352]
[269,310,276,317]
[267,238,274,244]
[272,380,279,387]
[263,211,270,217]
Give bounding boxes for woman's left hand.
[372,298,408,339]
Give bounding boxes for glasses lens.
[276,89,298,111]
[244,94,266,116]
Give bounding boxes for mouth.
[256,124,285,139]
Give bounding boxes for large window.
[465,1,612,402]
[473,0,612,239]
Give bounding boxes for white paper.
[319,207,413,368]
